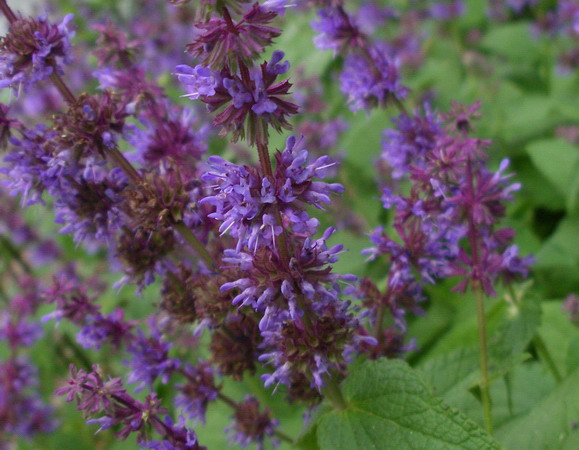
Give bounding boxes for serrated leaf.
[495,368,579,449]
[315,360,498,450]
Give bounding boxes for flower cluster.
[364,102,533,354]
[0,14,74,91]
[176,50,298,145]
[56,364,203,448]
[201,135,342,250]
[173,0,368,410]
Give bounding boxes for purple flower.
[0,314,43,348]
[262,0,294,16]
[311,7,362,53]
[430,1,466,20]
[201,136,342,250]
[340,49,408,112]
[57,365,201,447]
[381,105,442,179]
[125,321,180,391]
[42,269,101,325]
[186,4,281,69]
[177,52,298,145]
[0,14,75,91]
[126,101,209,172]
[1,125,61,206]
[174,65,219,100]
[55,365,126,419]
[221,227,359,394]
[225,396,279,449]
[175,363,218,424]
[76,309,135,350]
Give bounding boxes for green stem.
[323,375,347,411]
[172,221,217,271]
[475,288,493,436]
[0,234,32,274]
[533,334,563,383]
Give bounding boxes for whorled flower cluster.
[0,14,75,91]
[201,135,342,251]
[175,50,298,145]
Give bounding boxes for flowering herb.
[0,0,573,448]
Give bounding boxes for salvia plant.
[0,0,577,449]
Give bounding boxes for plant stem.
[0,234,32,274]
[106,145,143,184]
[475,287,493,436]
[323,375,347,411]
[533,334,563,383]
[172,221,217,271]
[49,72,77,105]
[0,0,17,24]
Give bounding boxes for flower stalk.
[475,287,493,435]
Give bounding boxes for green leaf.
[526,139,579,213]
[495,368,579,449]
[489,287,542,363]
[296,424,321,450]
[537,300,579,378]
[534,217,579,296]
[480,23,540,62]
[498,96,558,143]
[315,360,498,449]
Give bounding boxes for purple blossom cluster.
[56,364,203,448]
[309,1,465,112]
[175,49,298,145]
[0,13,74,91]
[364,102,533,353]
[201,135,342,250]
